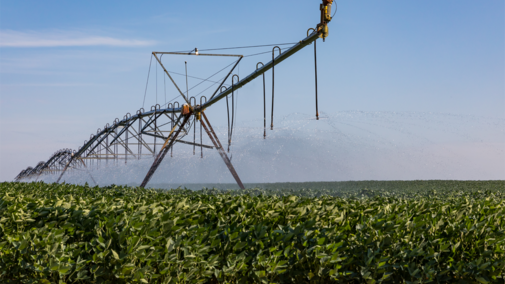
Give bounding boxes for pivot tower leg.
[201,112,245,189]
[140,113,191,188]
[79,158,97,186]
[56,158,73,183]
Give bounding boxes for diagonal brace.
[152,53,191,105]
[140,113,191,188]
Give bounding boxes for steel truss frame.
[15,1,333,187]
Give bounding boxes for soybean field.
[1,181,504,283]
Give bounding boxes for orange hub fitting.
[182,104,191,115]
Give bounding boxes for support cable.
[160,54,166,107]
[161,71,230,86]
[142,55,153,109]
[170,42,297,53]
[244,51,272,58]
[159,60,237,109]
[194,75,228,98]
[155,49,276,110]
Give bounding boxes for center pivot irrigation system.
[15,1,335,188]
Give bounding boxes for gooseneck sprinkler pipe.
[256,62,266,138]
[271,46,281,130]
[229,74,239,153]
[308,28,319,120]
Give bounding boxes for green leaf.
[317,237,326,245]
[18,240,28,251]
[476,277,490,284]
[136,245,151,251]
[111,249,120,260]
[58,265,72,275]
[233,242,247,251]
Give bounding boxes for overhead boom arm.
[200,30,321,110]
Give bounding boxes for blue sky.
[0,0,504,182]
